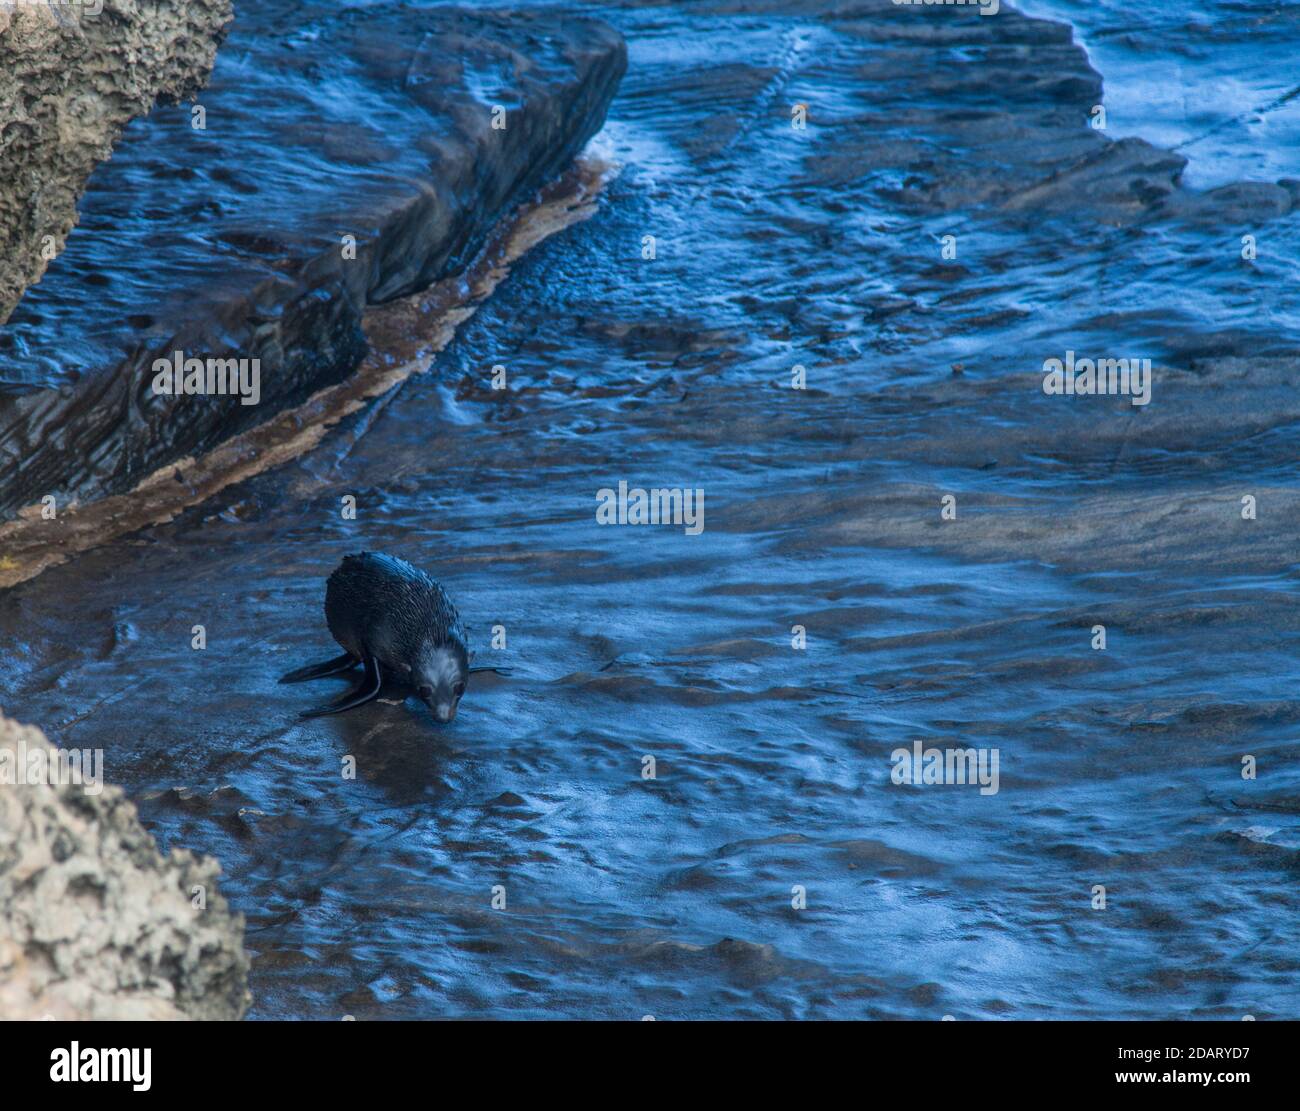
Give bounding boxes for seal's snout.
[418,683,455,723]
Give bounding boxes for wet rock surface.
[3,0,1300,1019]
[0,0,626,521]
[0,711,249,1020]
[0,0,233,326]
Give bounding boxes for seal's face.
[413,642,469,723]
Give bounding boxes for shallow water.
[4,0,1300,1019]
[1018,0,1300,188]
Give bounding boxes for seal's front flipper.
[299,655,382,718]
[280,653,358,684]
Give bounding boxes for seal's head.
[413,639,469,723]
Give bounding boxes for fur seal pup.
[281,551,491,721]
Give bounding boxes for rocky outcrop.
[0,711,249,1020]
[0,1,627,522]
[0,0,234,326]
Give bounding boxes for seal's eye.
[418,684,434,701]
[452,681,465,699]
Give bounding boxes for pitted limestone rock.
[0,710,249,1020]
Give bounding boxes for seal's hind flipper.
[299,655,382,718]
[280,653,358,684]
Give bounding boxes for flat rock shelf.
[0,0,626,521]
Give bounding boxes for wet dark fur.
[326,552,468,678]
